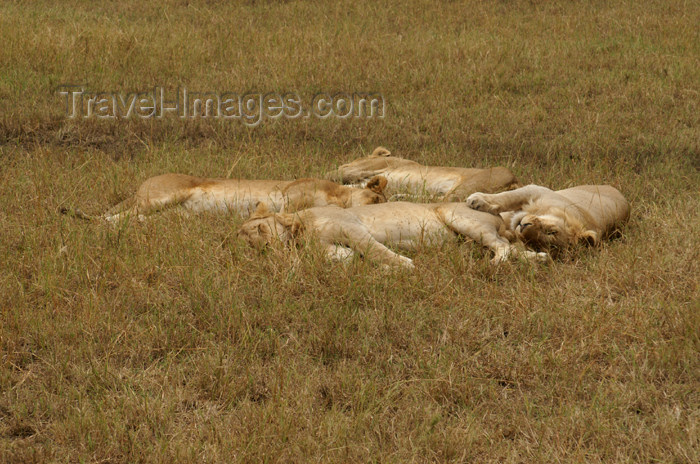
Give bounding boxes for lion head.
[370,146,392,158]
[511,209,598,257]
[348,175,388,206]
[238,204,301,249]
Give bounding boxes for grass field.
[1,0,698,462]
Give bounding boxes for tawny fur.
[327,146,520,201]
[62,173,388,223]
[238,201,548,269]
[466,184,630,257]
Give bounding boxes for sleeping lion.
[466,184,630,257]
[61,173,388,223]
[238,201,548,269]
[327,146,520,201]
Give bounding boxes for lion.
[238,201,548,269]
[61,173,388,223]
[466,184,630,257]
[327,146,520,201]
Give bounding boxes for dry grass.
[1,0,698,462]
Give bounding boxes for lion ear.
[276,213,303,234]
[257,222,270,235]
[366,175,388,194]
[277,214,304,235]
[579,230,598,246]
[370,146,391,158]
[253,202,270,216]
[276,213,294,227]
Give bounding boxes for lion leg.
[356,238,415,269]
[98,197,138,223]
[103,207,146,224]
[466,185,553,214]
[437,206,515,264]
[337,231,414,270]
[323,244,356,262]
[517,249,551,263]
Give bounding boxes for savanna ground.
[1,0,698,462]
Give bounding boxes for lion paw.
[399,256,416,270]
[466,193,500,214]
[490,246,512,265]
[520,250,551,263]
[380,257,415,272]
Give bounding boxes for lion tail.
[59,206,98,221]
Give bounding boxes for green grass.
[1,0,698,462]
